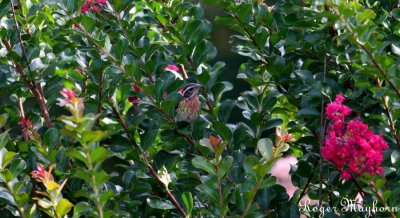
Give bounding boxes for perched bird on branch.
[175,83,203,122]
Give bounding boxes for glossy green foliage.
[0,0,400,218]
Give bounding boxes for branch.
[18,98,28,141]
[110,104,139,150]
[144,158,187,217]
[330,4,400,99]
[375,78,400,146]
[10,0,31,72]
[318,54,327,209]
[370,182,396,218]
[296,161,316,205]
[111,105,186,217]
[7,1,53,127]
[96,71,104,126]
[2,38,52,127]
[215,158,224,215]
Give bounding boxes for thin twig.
[330,3,400,99]
[144,158,187,217]
[110,104,139,149]
[111,104,186,217]
[318,54,327,209]
[18,98,28,141]
[370,182,396,218]
[10,0,31,72]
[296,160,316,205]
[8,1,52,127]
[178,64,189,80]
[351,175,366,199]
[96,72,104,126]
[375,79,400,146]
[215,159,224,214]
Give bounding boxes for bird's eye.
[183,87,194,98]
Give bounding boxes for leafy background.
[0,0,400,217]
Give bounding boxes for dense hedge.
[1,0,400,217]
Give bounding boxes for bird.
[175,83,203,122]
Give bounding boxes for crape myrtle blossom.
[321,94,388,180]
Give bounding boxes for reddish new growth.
[19,117,32,130]
[81,0,107,13]
[57,88,77,106]
[31,163,54,184]
[321,94,388,180]
[128,84,141,106]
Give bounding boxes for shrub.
[0,0,399,217]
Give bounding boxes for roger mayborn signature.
[299,198,400,218]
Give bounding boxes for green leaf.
[0,114,7,129]
[44,128,59,148]
[257,138,273,161]
[391,44,400,56]
[72,202,92,218]
[0,190,16,206]
[81,130,107,145]
[99,190,114,206]
[0,0,10,19]
[141,129,158,151]
[94,170,110,186]
[218,99,236,123]
[219,156,233,178]
[2,151,17,169]
[213,121,232,141]
[391,150,400,164]
[0,170,13,182]
[192,156,216,175]
[71,169,90,182]
[63,0,77,12]
[80,16,94,32]
[37,199,52,209]
[125,62,140,80]
[181,192,193,215]
[114,38,128,61]
[392,8,400,21]
[56,198,74,217]
[65,149,88,166]
[146,197,175,210]
[356,9,376,23]
[0,131,9,149]
[90,147,109,166]
[264,118,283,130]
[9,159,26,176]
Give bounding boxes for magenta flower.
[321,94,388,180]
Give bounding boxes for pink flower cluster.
[321,94,388,180]
[81,0,107,14]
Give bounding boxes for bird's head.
[178,83,203,99]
